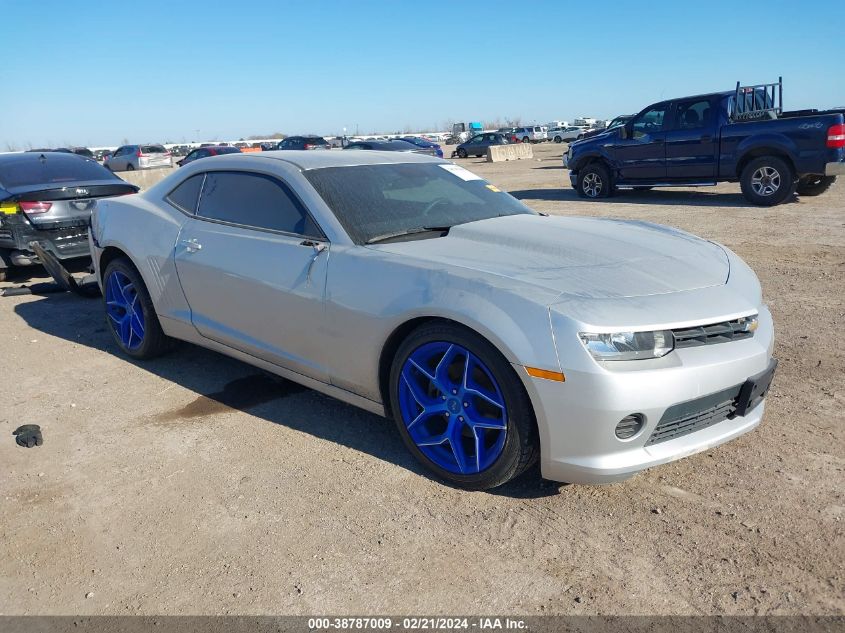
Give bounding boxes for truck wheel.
[740,156,795,206]
[576,162,611,199]
[457,148,467,158]
[796,175,836,197]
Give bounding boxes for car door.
[173,169,331,382]
[665,98,717,181]
[109,146,127,171]
[609,103,670,181]
[465,134,482,154]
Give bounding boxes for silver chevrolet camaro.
[89,150,777,490]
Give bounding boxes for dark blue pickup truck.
[564,80,845,206]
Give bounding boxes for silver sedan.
[89,151,776,490]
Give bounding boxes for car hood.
[371,215,730,301]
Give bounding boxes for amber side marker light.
[524,366,566,382]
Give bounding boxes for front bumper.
[523,306,775,484]
[825,161,845,176]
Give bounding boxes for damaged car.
[89,151,776,490]
[0,152,138,280]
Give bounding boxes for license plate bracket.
[735,358,778,417]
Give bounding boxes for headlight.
[578,330,674,361]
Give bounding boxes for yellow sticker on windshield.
[485,184,501,192]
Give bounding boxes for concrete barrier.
[486,143,533,162]
[114,167,175,191]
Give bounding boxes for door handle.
[180,238,202,252]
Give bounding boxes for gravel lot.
[1,143,843,616]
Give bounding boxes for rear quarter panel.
[718,108,844,177]
[92,193,190,325]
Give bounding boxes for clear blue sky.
[2,0,844,148]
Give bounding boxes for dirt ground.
[1,143,843,616]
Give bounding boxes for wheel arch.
[377,314,548,422]
[735,142,797,179]
[570,152,609,174]
[99,245,134,282]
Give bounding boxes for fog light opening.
[615,414,645,440]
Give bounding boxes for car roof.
[202,149,444,171]
[0,151,93,166]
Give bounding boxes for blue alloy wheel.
[105,270,146,350]
[397,341,508,474]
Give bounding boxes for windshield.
[304,163,535,244]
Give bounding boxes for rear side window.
[196,171,320,236]
[675,99,711,130]
[166,174,204,213]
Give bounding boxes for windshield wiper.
[365,226,452,245]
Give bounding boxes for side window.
[632,105,668,139]
[166,174,204,214]
[675,99,711,130]
[196,171,320,237]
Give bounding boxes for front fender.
[323,245,562,402]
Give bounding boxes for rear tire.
[389,322,538,490]
[554,136,562,143]
[522,137,530,144]
[0,269,7,282]
[576,162,612,199]
[796,175,836,197]
[126,164,135,171]
[740,156,795,206]
[103,257,172,359]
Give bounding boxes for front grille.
[672,318,755,349]
[645,384,741,446]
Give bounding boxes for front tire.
[389,322,538,490]
[554,136,562,143]
[796,175,836,197]
[103,258,171,359]
[576,162,611,199]
[456,148,467,158]
[740,156,795,206]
